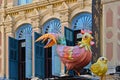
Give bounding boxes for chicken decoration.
[90,57,108,80]
[36,30,94,76]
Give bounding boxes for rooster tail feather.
[35,33,57,48]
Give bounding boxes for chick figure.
[90,57,108,80]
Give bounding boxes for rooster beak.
[105,59,108,62]
[91,36,94,40]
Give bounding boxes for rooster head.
[81,30,94,45]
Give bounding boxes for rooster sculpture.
[35,30,94,76]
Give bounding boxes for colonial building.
[0,0,92,79]
[102,0,120,74]
[1,0,120,80]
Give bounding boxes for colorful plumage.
[90,57,108,80]
[36,30,94,75]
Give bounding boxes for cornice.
[3,0,91,24]
[69,0,91,11]
[6,2,47,14]
[5,0,65,14]
[5,0,79,15]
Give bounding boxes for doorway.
[18,39,26,80]
[45,47,52,78]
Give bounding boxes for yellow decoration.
[90,57,108,80]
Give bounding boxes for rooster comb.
[81,29,92,34]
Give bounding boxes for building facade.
[0,0,92,79]
[102,0,120,73]
[0,0,120,80]
[1,0,120,80]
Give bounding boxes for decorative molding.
[117,32,120,41]
[2,0,91,31]
[4,0,85,25]
[47,5,53,15]
[106,31,113,39]
[53,2,62,8]
[5,26,13,33]
[65,0,77,4]
[18,11,27,20]
[24,8,34,14]
[69,0,87,12]
[5,0,77,15]
[5,15,13,22]
[59,2,69,10]
[31,17,40,28]
[106,42,113,61]
[60,12,69,22]
[77,0,84,8]
[32,9,39,16]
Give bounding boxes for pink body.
[57,45,92,71]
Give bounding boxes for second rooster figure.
[36,30,94,76]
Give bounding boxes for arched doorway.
[16,24,32,80]
[43,19,61,77]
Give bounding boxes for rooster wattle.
[35,30,94,76]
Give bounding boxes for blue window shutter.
[52,45,61,76]
[64,27,75,46]
[9,37,18,80]
[34,32,45,78]
[64,27,75,76]
[25,34,32,78]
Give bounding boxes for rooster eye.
[85,36,87,38]
[101,58,104,61]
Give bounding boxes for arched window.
[18,0,32,5]
[71,12,92,30]
[16,24,32,78]
[43,19,61,34]
[43,18,61,76]
[16,24,32,40]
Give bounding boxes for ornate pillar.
[4,22,14,79]
[31,17,41,77]
[60,11,70,32]
[0,0,6,76]
[0,23,5,78]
